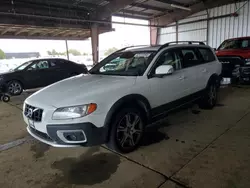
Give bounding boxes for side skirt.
[150,90,205,123]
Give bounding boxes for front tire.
[106,107,145,153]
[1,95,10,102]
[7,80,23,96]
[199,81,218,109]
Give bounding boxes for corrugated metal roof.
[0,0,244,40]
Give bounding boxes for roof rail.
[116,45,150,52]
[158,41,206,52]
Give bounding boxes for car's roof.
[29,57,69,61]
[123,44,211,52]
[224,36,250,41]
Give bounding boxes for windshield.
[14,61,33,71]
[218,39,250,50]
[90,51,155,76]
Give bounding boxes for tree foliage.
[47,49,82,56]
[68,49,81,56]
[104,47,118,56]
[0,49,6,59]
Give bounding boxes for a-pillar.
[91,24,99,65]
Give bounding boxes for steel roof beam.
[154,0,186,6]
[113,13,150,20]
[120,9,153,16]
[131,3,170,12]
[93,0,136,20]
[150,0,237,26]
[1,27,12,35]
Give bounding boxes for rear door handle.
[201,68,207,73]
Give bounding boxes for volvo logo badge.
[27,108,33,118]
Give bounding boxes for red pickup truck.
[216,37,250,83]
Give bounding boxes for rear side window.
[180,48,201,68]
[198,48,216,62]
[50,59,64,67]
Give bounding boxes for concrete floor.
[1,86,250,188]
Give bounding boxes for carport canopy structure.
[0,0,239,64]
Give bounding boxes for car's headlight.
[245,59,250,65]
[52,103,97,120]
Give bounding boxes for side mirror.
[155,65,174,78]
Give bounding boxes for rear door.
[179,47,207,95]
[23,60,51,88]
[197,47,218,89]
[48,59,70,83]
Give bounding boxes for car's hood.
[0,71,14,76]
[0,70,22,76]
[26,74,136,107]
[216,49,250,59]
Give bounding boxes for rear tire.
[106,107,145,153]
[199,81,218,109]
[7,80,23,96]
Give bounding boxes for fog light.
[57,130,87,143]
[66,134,77,141]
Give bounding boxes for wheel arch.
[104,94,152,141]
[207,73,220,88]
[7,79,24,87]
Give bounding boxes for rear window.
[218,39,250,50]
[198,48,216,62]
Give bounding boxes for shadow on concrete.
[142,118,170,147]
[30,142,50,159]
[44,147,120,188]
[141,129,170,146]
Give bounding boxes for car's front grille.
[29,126,53,142]
[24,104,43,122]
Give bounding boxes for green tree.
[0,49,6,59]
[52,49,57,55]
[68,49,81,56]
[47,50,52,55]
[47,49,65,56]
[104,47,118,56]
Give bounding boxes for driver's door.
[147,49,189,115]
[24,60,51,89]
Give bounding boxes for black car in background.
[0,58,88,95]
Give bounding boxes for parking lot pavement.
[171,112,250,188]
[124,87,250,177]
[0,102,28,145]
[0,142,165,188]
[1,86,250,188]
[8,89,37,109]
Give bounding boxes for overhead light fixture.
[171,4,191,11]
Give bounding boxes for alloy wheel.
[8,82,22,95]
[116,113,143,149]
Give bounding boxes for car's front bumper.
[27,122,107,147]
[239,67,250,82]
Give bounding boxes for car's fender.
[103,94,152,141]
